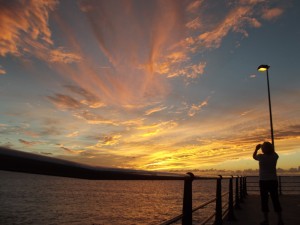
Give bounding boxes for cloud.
[275,125,300,140]
[73,0,184,105]
[47,94,82,110]
[145,105,167,116]
[0,0,81,64]
[198,6,254,49]
[167,61,207,78]
[138,120,178,137]
[186,17,202,30]
[186,0,203,13]
[188,99,208,117]
[0,65,6,75]
[240,110,253,116]
[50,47,81,63]
[120,118,145,127]
[39,126,62,136]
[88,134,122,149]
[262,8,284,21]
[74,110,117,125]
[66,131,79,137]
[60,146,78,154]
[0,0,57,57]
[18,139,40,146]
[64,85,105,108]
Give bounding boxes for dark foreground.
[223,195,300,225]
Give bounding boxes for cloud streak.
[0,0,56,56]
[0,65,6,75]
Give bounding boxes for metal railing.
[246,175,300,195]
[0,147,247,225]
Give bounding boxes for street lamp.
[257,64,274,148]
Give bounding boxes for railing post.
[278,176,282,196]
[239,176,244,202]
[235,176,241,209]
[182,172,194,225]
[243,177,248,197]
[227,176,236,221]
[215,175,223,225]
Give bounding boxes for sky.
[0,0,300,172]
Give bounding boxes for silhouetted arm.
[253,144,261,159]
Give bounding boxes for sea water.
[0,171,219,225]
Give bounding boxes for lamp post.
[257,64,274,148]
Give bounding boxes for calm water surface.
[0,171,219,225]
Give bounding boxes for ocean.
[1,171,299,225]
[0,171,220,225]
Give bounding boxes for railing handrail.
[245,175,300,195]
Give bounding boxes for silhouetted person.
[253,141,284,225]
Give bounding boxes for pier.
[223,195,300,225]
[1,147,299,225]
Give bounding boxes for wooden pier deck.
[223,195,300,225]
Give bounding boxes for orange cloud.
[145,105,167,116]
[262,8,284,21]
[138,120,178,137]
[0,65,6,75]
[188,99,208,117]
[0,0,57,57]
[186,0,203,13]
[186,17,202,30]
[0,0,82,65]
[50,48,82,63]
[88,134,122,149]
[198,6,253,49]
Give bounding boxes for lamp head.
[257,65,270,72]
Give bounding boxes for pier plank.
[223,195,300,225]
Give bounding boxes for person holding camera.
[253,141,284,225]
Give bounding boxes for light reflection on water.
[0,171,233,225]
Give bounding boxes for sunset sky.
[1,0,299,171]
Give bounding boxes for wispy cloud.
[145,105,167,116]
[186,0,204,13]
[47,94,82,110]
[138,120,178,137]
[197,6,255,49]
[50,47,82,63]
[0,0,81,64]
[88,134,122,149]
[66,131,79,138]
[47,85,106,110]
[0,0,56,57]
[188,99,208,117]
[64,85,105,108]
[19,139,41,146]
[74,110,117,125]
[0,65,6,75]
[262,7,284,21]
[58,144,84,155]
